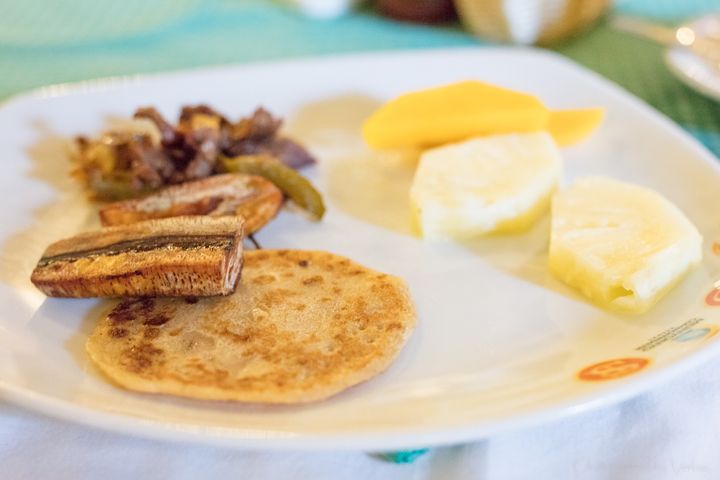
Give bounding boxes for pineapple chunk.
[409,132,562,239]
[549,177,703,314]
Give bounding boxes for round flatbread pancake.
[87,250,416,403]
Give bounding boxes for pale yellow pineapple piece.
[549,177,703,314]
[410,132,563,239]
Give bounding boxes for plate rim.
[663,13,720,103]
[665,47,720,103]
[2,46,720,450]
[3,339,720,451]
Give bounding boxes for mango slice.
[546,108,605,147]
[363,81,604,150]
[362,81,549,149]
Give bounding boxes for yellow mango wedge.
[363,81,604,150]
[546,108,605,146]
[363,81,549,149]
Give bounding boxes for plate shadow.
[286,93,420,236]
[0,121,92,292]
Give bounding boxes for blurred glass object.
[284,0,361,19]
[454,0,612,44]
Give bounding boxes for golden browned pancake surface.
[87,250,416,403]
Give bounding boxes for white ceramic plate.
[665,14,720,102]
[2,48,720,451]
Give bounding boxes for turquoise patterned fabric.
[1,0,718,154]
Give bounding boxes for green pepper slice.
[219,154,325,220]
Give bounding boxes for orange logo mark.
[713,242,720,256]
[577,357,650,382]
[706,288,720,306]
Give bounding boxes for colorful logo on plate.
[577,357,650,382]
[674,325,719,342]
[705,288,720,306]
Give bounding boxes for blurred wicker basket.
[454,0,611,44]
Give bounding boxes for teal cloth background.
[1,0,719,156]
[1,0,719,154]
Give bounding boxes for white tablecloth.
[3,354,720,480]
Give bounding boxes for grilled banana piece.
[31,216,244,298]
[99,173,283,234]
